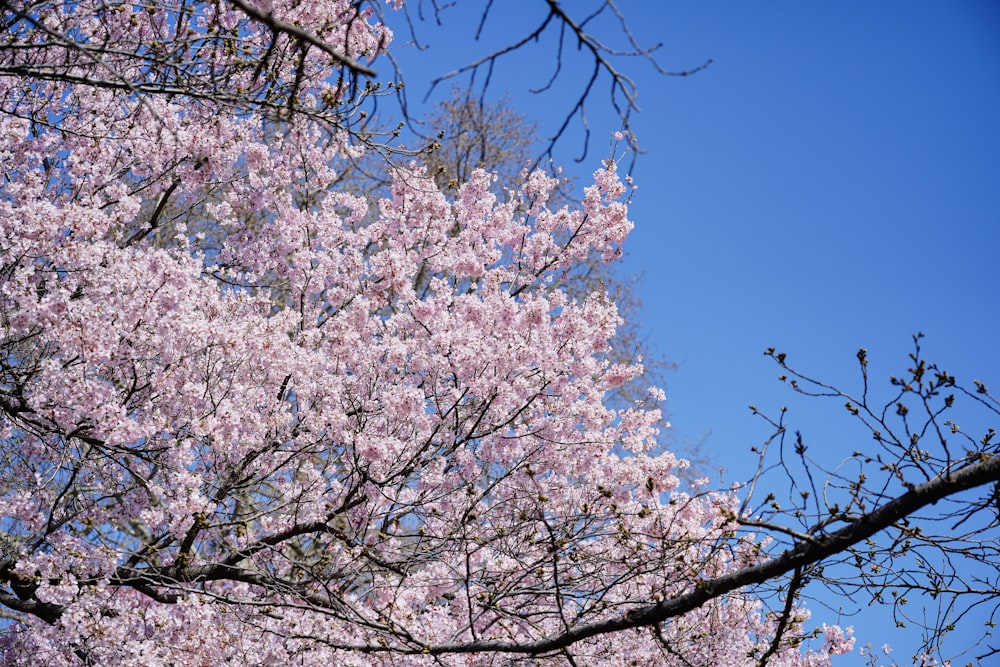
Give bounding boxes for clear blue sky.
[385,2,1000,663]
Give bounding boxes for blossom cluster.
[0,1,853,665]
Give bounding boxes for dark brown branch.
[425,0,711,164]
[121,176,181,248]
[356,453,1000,656]
[228,0,377,77]
[757,566,805,666]
[0,590,63,625]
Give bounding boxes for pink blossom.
[0,2,858,665]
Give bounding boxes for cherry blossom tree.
[1,2,997,666]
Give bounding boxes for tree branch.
[228,0,377,77]
[371,454,1000,656]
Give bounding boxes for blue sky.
[384,2,1000,663]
